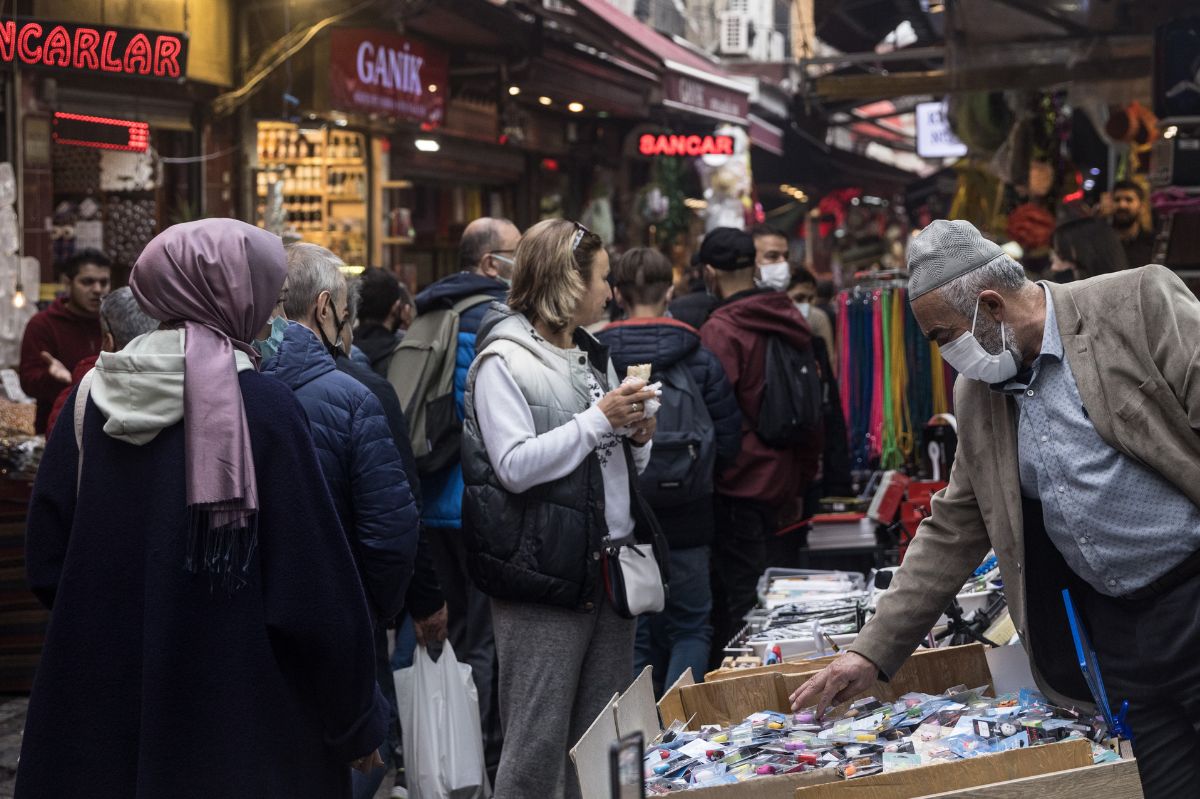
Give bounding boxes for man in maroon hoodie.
[19,249,112,433]
[698,228,815,662]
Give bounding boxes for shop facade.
[2,1,236,294]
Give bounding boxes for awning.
[749,114,785,156]
[573,0,751,124]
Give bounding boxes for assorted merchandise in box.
[641,685,1118,793]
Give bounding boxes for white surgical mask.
[795,302,812,319]
[755,261,790,291]
[938,297,1020,384]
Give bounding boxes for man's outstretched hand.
[788,652,878,717]
[40,352,71,384]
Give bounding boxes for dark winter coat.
[19,372,388,799]
[263,323,419,621]
[19,296,103,432]
[701,288,817,508]
[333,353,444,621]
[353,322,402,376]
[597,317,743,549]
[414,272,508,530]
[668,290,719,330]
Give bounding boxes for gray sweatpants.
[491,592,635,799]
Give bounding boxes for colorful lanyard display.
[838,287,953,473]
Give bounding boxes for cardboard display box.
[792,739,1093,798]
[572,644,1143,799]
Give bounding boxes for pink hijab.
[129,219,286,541]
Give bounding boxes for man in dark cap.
[697,227,817,665]
[793,219,1200,799]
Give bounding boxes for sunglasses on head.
[570,221,591,252]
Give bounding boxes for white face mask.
[755,261,790,291]
[795,302,812,319]
[938,297,1021,384]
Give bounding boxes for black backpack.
[638,360,717,508]
[756,335,822,449]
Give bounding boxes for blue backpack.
[639,360,716,508]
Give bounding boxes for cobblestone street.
[0,698,25,798]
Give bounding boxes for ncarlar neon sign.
[639,133,735,157]
[0,19,188,81]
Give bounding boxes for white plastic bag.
[394,642,491,799]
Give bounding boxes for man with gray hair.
[45,287,158,437]
[792,220,1200,797]
[263,242,420,797]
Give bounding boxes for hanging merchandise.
[1006,203,1056,254]
[839,282,953,474]
[697,125,753,232]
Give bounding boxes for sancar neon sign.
[639,133,735,157]
[0,19,188,81]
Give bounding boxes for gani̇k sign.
[329,28,448,128]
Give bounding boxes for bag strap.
[450,294,495,316]
[74,369,96,493]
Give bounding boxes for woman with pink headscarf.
[17,220,388,798]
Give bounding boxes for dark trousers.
[430,526,502,773]
[709,495,772,669]
[1081,577,1200,799]
[636,545,713,694]
[1022,497,1200,799]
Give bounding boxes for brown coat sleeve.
[847,383,992,677]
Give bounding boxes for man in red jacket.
[698,228,815,664]
[19,249,112,434]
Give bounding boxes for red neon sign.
[639,133,735,158]
[0,19,187,81]
[52,112,149,152]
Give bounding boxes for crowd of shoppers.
[15,213,831,799]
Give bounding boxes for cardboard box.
[792,739,1093,798]
[675,645,993,729]
[913,758,1143,798]
[574,645,1140,799]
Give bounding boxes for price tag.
[1,369,31,402]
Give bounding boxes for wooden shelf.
[257,157,365,166]
[381,237,414,245]
[257,190,325,197]
[327,195,366,202]
[381,180,414,189]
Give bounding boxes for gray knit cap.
[908,220,1007,300]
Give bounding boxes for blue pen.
[1061,589,1133,741]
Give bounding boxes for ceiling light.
[414,138,440,152]
[1164,126,1178,139]
[11,283,25,309]
[538,96,552,106]
[508,86,521,96]
[428,84,439,93]
[568,102,585,113]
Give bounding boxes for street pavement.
[0,696,398,797]
[0,698,24,798]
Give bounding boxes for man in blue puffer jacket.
[263,243,419,798]
[414,216,517,775]
[598,248,742,692]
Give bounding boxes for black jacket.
[668,291,719,330]
[352,323,401,377]
[597,317,742,549]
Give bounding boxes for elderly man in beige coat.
[793,220,1200,799]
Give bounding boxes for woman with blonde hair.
[462,219,661,798]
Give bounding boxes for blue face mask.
[253,315,289,360]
